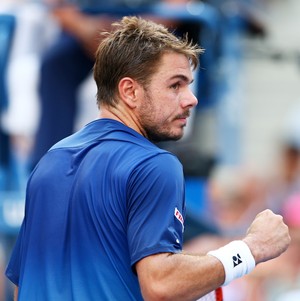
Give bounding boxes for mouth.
[177,111,190,119]
[175,112,190,126]
[179,116,187,123]
[175,117,188,127]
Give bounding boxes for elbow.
[141,281,174,301]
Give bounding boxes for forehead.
[153,52,193,82]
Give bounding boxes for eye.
[170,82,180,90]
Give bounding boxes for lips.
[176,111,190,120]
[175,117,187,127]
[177,111,190,124]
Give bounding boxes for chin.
[171,129,184,141]
[152,134,183,143]
[146,126,184,143]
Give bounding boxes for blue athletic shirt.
[6,119,186,300]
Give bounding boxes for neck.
[98,106,147,138]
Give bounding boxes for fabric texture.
[6,119,185,300]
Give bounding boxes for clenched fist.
[243,209,291,264]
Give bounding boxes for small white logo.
[174,207,184,232]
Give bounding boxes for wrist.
[208,240,256,286]
[242,236,261,264]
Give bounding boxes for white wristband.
[208,240,256,286]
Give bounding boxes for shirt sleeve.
[127,152,186,267]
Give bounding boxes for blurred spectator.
[243,193,300,301]
[0,0,59,185]
[0,2,58,299]
[202,0,267,37]
[183,163,269,250]
[1,1,57,138]
[266,142,300,214]
[264,102,300,215]
[206,164,268,236]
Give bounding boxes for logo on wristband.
[232,253,242,267]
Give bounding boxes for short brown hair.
[93,16,203,108]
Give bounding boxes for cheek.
[142,89,178,122]
[155,93,178,116]
[153,103,174,123]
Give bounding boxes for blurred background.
[1,0,300,300]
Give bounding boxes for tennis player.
[6,16,290,301]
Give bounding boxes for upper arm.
[135,253,174,301]
[127,154,185,267]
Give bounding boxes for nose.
[181,88,198,108]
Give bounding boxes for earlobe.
[118,77,139,109]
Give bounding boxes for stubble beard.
[140,90,188,143]
[145,126,184,143]
[141,111,186,143]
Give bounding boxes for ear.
[118,77,140,109]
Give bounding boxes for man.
[30,0,188,168]
[6,17,290,300]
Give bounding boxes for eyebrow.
[170,74,194,85]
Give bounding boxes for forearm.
[137,208,292,301]
[136,252,225,301]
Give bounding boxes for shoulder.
[129,151,184,189]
